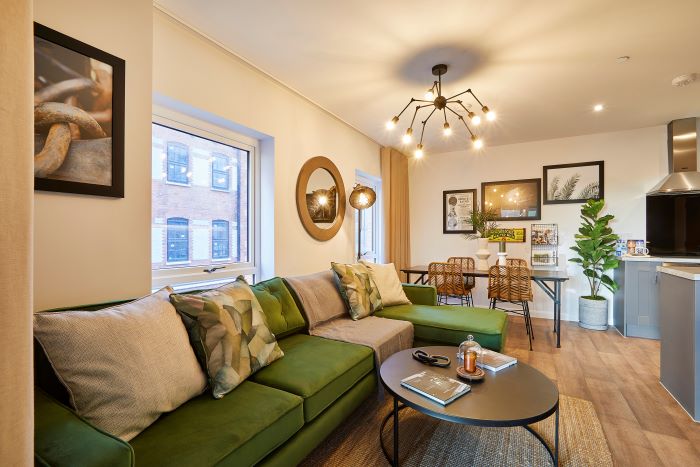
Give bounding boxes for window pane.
[152,123,249,270]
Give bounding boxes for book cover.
[478,349,518,372]
[400,371,470,405]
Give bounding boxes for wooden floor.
[502,316,700,466]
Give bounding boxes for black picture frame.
[543,161,604,205]
[443,189,477,234]
[481,178,542,221]
[33,22,125,198]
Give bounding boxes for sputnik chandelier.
[386,64,495,158]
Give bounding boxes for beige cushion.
[360,261,411,306]
[331,262,383,320]
[311,316,413,366]
[285,270,347,330]
[33,288,207,441]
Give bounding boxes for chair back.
[428,262,467,296]
[447,257,476,288]
[506,258,528,268]
[488,265,533,302]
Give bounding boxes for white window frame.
[152,106,260,290]
[355,170,383,262]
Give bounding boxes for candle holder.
[456,335,485,381]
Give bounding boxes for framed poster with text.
[443,189,477,234]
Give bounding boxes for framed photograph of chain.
[33,22,125,197]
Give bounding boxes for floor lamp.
[349,184,377,261]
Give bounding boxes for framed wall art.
[443,189,477,234]
[487,228,526,243]
[543,161,604,204]
[481,178,541,221]
[34,22,125,197]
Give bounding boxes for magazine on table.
[477,349,518,372]
[400,371,470,405]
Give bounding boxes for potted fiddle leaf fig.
[569,199,620,330]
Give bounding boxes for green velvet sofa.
[34,278,507,466]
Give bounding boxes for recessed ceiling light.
[593,104,604,112]
[616,56,630,64]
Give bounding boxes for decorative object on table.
[331,262,383,320]
[488,265,535,350]
[350,184,377,260]
[543,161,604,204]
[447,257,475,306]
[569,199,620,331]
[443,189,477,234]
[296,156,346,241]
[463,207,499,270]
[615,238,627,257]
[385,64,495,158]
[482,179,542,221]
[33,23,125,197]
[400,370,471,405]
[478,348,518,372]
[497,241,508,265]
[456,335,485,381]
[624,239,649,256]
[531,223,559,266]
[411,349,451,368]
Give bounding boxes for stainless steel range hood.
[648,118,700,196]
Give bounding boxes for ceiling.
[155,0,700,153]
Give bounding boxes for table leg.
[555,281,561,348]
[393,396,399,467]
[555,403,560,466]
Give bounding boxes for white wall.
[409,126,667,322]
[33,0,153,310]
[153,9,381,278]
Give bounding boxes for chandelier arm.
[443,108,448,125]
[468,90,486,107]
[446,106,475,137]
[456,101,473,115]
[419,107,437,145]
[395,98,416,119]
[408,104,433,130]
[445,89,471,101]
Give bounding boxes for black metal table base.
[380,397,560,466]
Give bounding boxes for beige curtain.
[381,147,411,280]
[0,1,34,464]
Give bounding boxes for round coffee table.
[380,346,559,466]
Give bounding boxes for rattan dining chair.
[447,257,475,306]
[428,262,471,306]
[506,258,528,268]
[488,265,534,350]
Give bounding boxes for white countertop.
[622,255,700,264]
[657,265,700,281]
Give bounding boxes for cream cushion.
[33,287,207,441]
[360,261,411,306]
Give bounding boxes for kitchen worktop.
[657,265,700,281]
[621,255,700,264]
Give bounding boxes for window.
[211,153,230,191]
[212,220,230,260]
[167,217,189,262]
[151,111,258,290]
[355,172,383,262]
[166,142,189,184]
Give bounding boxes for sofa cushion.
[284,270,347,330]
[375,304,508,351]
[249,334,374,422]
[331,262,383,320]
[311,316,413,366]
[360,261,411,306]
[170,284,284,399]
[130,381,303,467]
[250,277,307,338]
[33,287,207,441]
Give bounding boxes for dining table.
[401,265,570,348]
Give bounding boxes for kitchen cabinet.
[613,259,661,339]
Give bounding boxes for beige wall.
[0,0,34,463]
[153,9,381,278]
[33,0,153,310]
[409,126,667,322]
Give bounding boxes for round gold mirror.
[296,156,346,241]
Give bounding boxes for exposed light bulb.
[386,116,399,129]
[471,135,484,149]
[317,195,328,206]
[470,113,481,126]
[358,193,369,206]
[402,128,413,144]
[424,89,435,100]
[443,122,452,136]
[414,144,424,159]
[593,104,604,112]
[482,106,496,121]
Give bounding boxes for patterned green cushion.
[331,262,383,320]
[170,277,284,399]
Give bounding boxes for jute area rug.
[302,394,612,466]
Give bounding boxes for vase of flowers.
[464,208,499,270]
